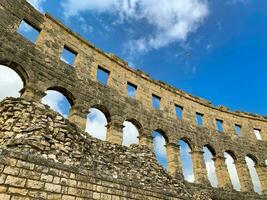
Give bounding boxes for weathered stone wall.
[0,97,203,200]
[0,97,266,200]
[0,0,267,199]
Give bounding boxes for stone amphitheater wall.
[0,0,266,198]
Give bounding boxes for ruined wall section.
[0,97,206,200]
[0,97,265,200]
[0,0,267,195]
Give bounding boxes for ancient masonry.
[0,0,266,199]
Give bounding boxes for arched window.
[203,146,218,187]
[122,120,139,147]
[153,130,168,169]
[0,65,24,101]
[245,156,262,194]
[42,90,71,118]
[179,139,195,182]
[224,151,241,191]
[86,106,110,141]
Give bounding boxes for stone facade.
[0,0,267,199]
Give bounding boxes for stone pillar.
[68,104,88,131]
[166,142,183,177]
[20,85,45,102]
[139,129,153,151]
[255,164,267,194]
[106,117,124,145]
[235,159,254,192]
[213,156,233,190]
[191,150,210,185]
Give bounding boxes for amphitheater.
[0,0,267,199]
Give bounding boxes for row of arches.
[0,65,266,195]
[0,64,140,146]
[153,130,264,194]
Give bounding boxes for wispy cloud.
[42,90,70,118]
[245,157,262,194]
[224,153,241,191]
[122,121,139,146]
[61,0,209,54]
[27,0,46,13]
[85,108,108,141]
[227,0,250,5]
[0,65,23,101]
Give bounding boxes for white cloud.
[27,0,46,13]
[227,0,250,5]
[0,65,23,101]
[85,108,108,140]
[42,90,70,117]
[203,147,218,187]
[122,121,139,146]
[153,133,167,159]
[205,160,218,187]
[245,157,262,194]
[62,0,209,54]
[224,153,241,191]
[79,17,94,34]
[179,141,195,182]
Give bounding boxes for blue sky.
[33,0,267,115]
[0,0,265,193]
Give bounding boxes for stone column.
[213,156,233,190]
[20,85,46,102]
[235,159,254,192]
[68,104,88,131]
[106,117,124,145]
[139,129,153,151]
[255,164,267,194]
[191,150,210,185]
[166,142,183,177]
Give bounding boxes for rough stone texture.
[0,0,267,199]
[0,98,266,200]
[0,97,202,199]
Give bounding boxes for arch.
[224,151,241,191]
[225,150,237,161]
[204,144,216,157]
[125,118,143,132]
[42,90,72,117]
[245,155,262,194]
[179,137,193,150]
[154,128,169,143]
[153,130,168,169]
[0,64,24,101]
[0,61,29,86]
[91,104,111,123]
[203,146,218,187]
[122,120,139,147]
[179,139,195,183]
[85,107,109,141]
[47,86,75,106]
[246,154,258,166]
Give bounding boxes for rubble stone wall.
[0,98,266,200]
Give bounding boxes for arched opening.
[0,65,24,101]
[179,139,195,182]
[245,155,262,194]
[153,130,168,169]
[224,151,241,191]
[203,145,218,187]
[122,119,140,147]
[85,105,110,141]
[42,90,71,118]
